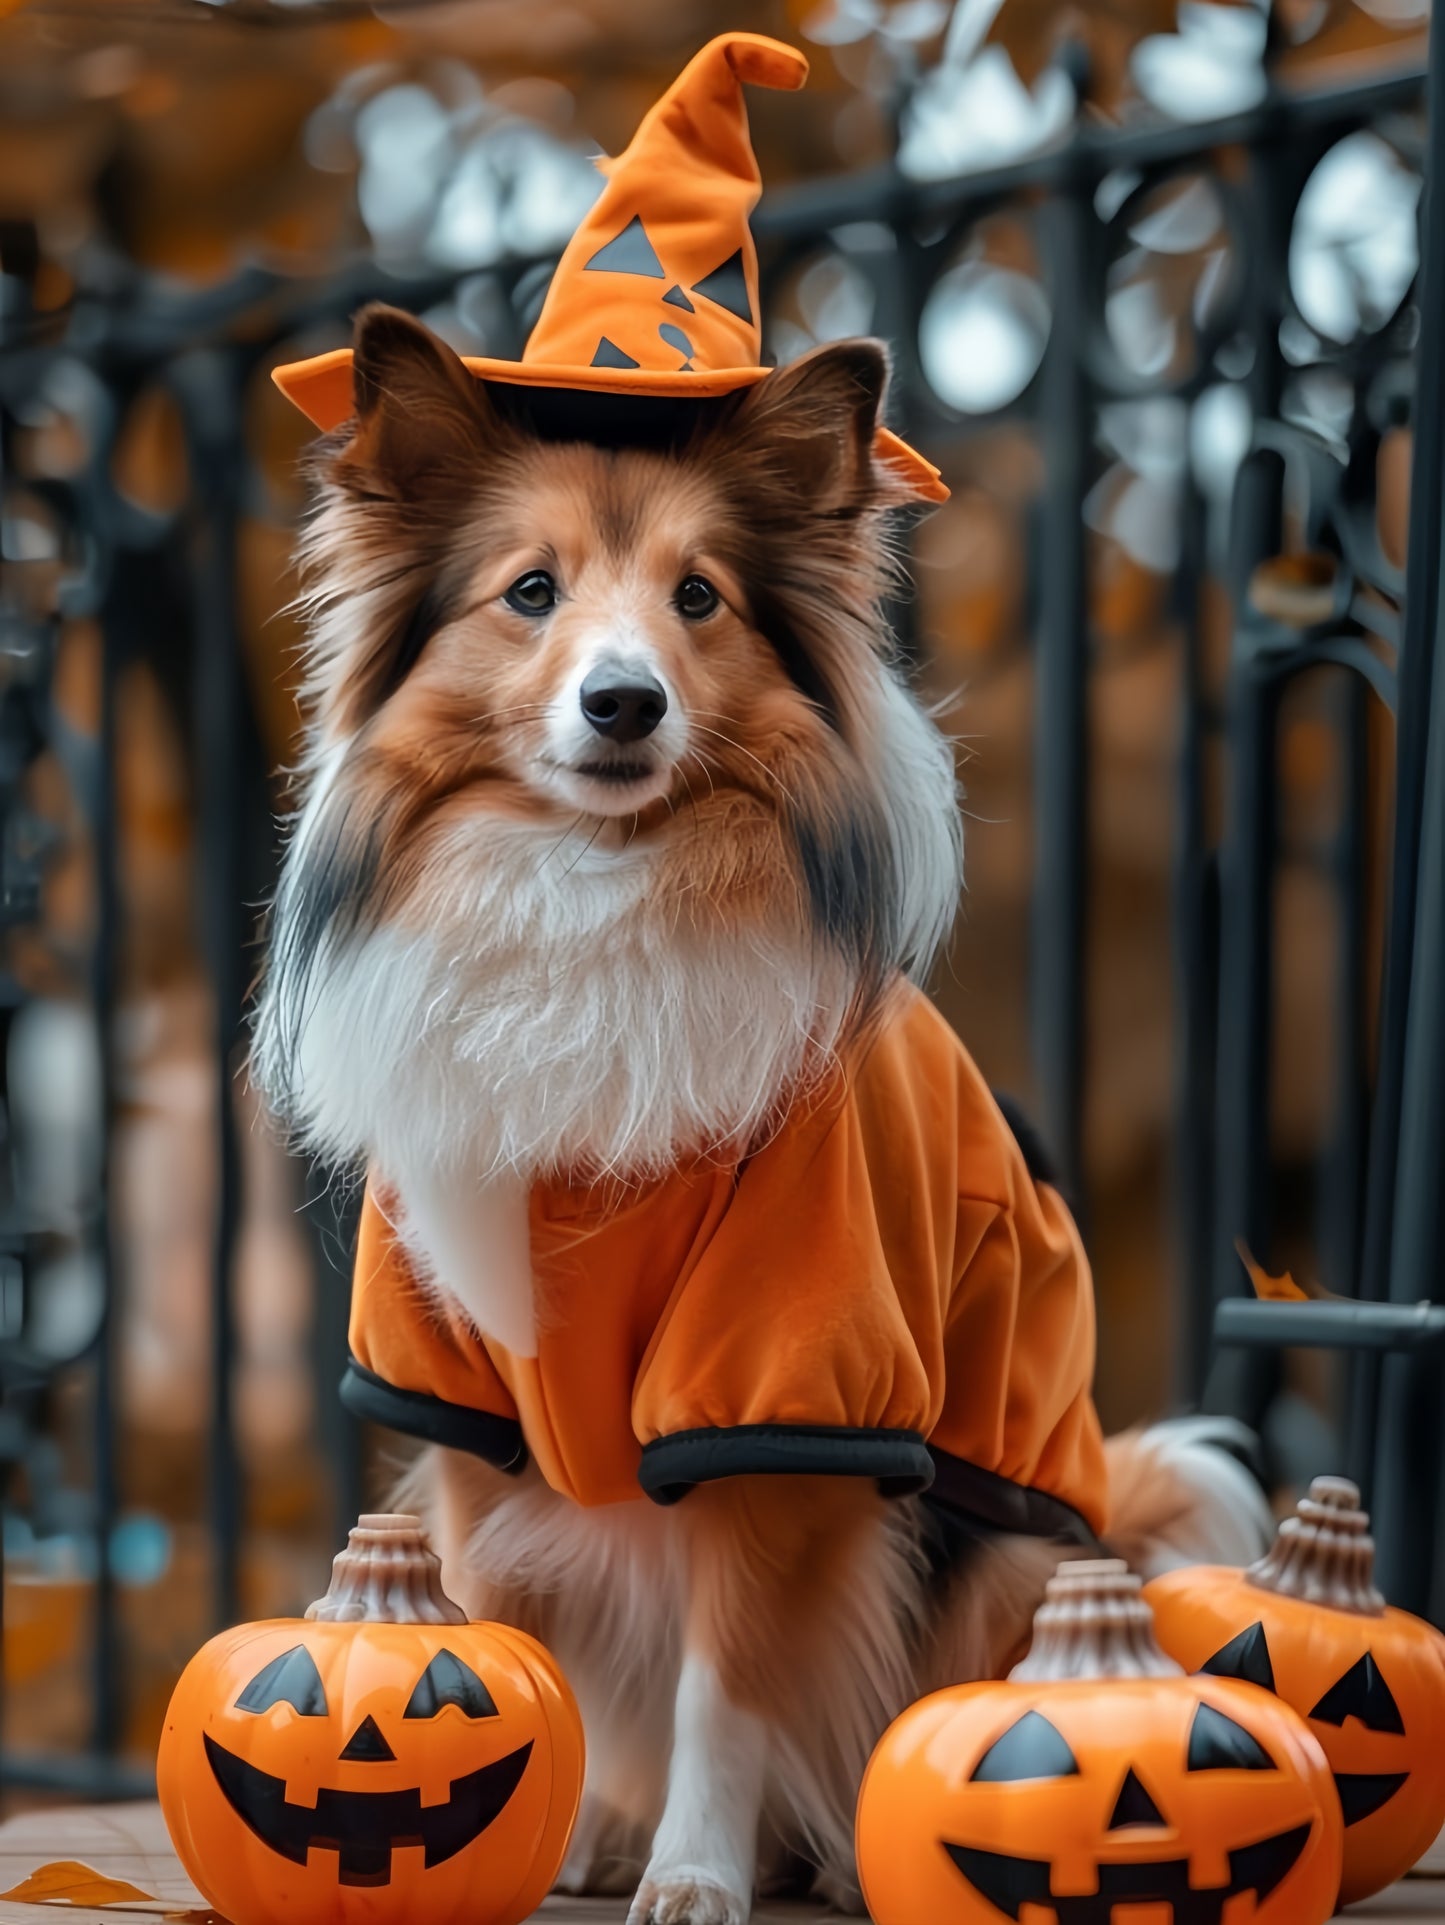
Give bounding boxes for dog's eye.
[504,570,557,616]
[675,575,719,622]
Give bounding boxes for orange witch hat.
[272,32,947,503]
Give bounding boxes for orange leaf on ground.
[0,1860,157,1907]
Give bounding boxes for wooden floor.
[0,1802,1438,1923]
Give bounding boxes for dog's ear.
[727,339,910,515]
[331,305,496,499]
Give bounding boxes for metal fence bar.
[1362,8,1445,1613]
[1319,675,1371,1304]
[89,463,125,1759]
[1029,184,1091,1198]
[1374,462,1445,1614]
[174,349,248,1633]
[1353,22,1445,1506]
[752,66,1427,241]
[1216,1299,1445,1350]
[1172,473,1220,1405]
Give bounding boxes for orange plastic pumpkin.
[1147,1476,1445,1905]
[857,1559,1343,1925]
[158,1513,584,1925]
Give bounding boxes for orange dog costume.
[274,37,1104,1547]
[342,987,1106,1544]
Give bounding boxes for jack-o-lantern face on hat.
[1147,1478,1445,1906]
[574,214,755,376]
[158,1516,584,1925]
[856,1561,1344,1925]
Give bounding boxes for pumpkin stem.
[305,1514,468,1625]
[1010,1559,1184,1682]
[1246,1476,1386,1616]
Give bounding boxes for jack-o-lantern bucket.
[158,1513,584,1925]
[857,1559,1343,1925]
[1146,1477,1445,1905]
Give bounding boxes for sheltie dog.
[254,304,1272,1925]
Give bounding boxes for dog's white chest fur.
[390,1162,538,1356]
[257,800,859,1193]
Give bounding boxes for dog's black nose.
[579,666,667,744]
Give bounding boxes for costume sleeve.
[631,1019,959,1504]
[929,1160,1108,1544]
[340,1184,528,1474]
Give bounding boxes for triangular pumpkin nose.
[1109,1766,1166,1829]
[339,1713,395,1762]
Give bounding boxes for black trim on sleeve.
[926,1448,1101,1548]
[637,1424,934,1505]
[340,1357,528,1476]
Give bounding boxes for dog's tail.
[1101,1416,1275,1580]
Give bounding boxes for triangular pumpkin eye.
[1199,1621,1277,1694]
[1308,1652,1405,1734]
[1187,1701,1276,1771]
[236,1645,327,1717]
[970,1710,1079,1782]
[404,1649,498,1720]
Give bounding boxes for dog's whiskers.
[558,815,607,878]
[536,813,584,874]
[688,723,797,807]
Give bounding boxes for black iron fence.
[1,11,1441,1796]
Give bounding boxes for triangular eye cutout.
[235,1645,327,1717]
[970,1710,1079,1783]
[691,249,752,324]
[1187,1701,1276,1771]
[404,1648,499,1720]
[339,1713,395,1762]
[1308,1651,1405,1733]
[1199,1621,1277,1694]
[585,215,665,278]
[592,337,641,370]
[1109,1766,1167,1829]
[662,285,695,312]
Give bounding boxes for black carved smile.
[204,1732,533,1886]
[1333,1770,1408,1826]
[945,1821,1312,1925]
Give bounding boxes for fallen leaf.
[1235,1239,1343,1303]
[0,1861,158,1907]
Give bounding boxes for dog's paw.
[627,1870,749,1925]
